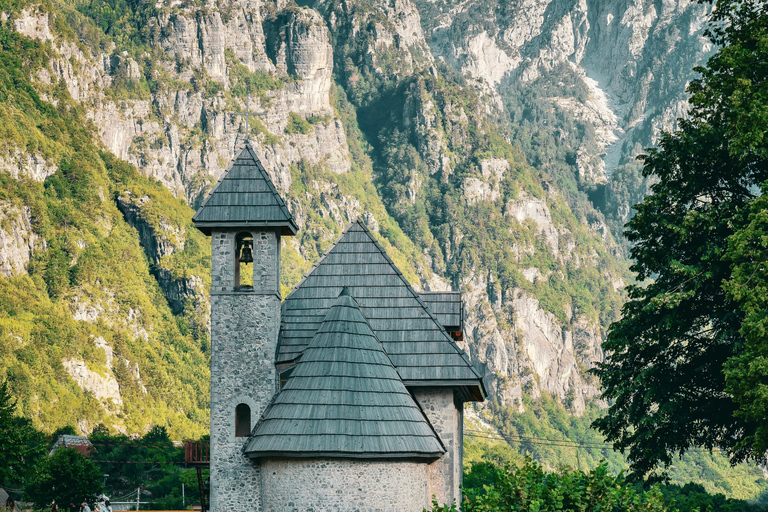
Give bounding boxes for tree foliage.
[723,188,768,457]
[25,448,103,508]
[430,459,670,512]
[432,459,765,512]
[0,379,46,490]
[592,0,768,478]
[89,424,184,499]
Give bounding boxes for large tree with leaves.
[25,448,103,508]
[592,0,768,478]
[0,379,46,490]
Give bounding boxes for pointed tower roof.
[245,288,445,459]
[279,221,485,401]
[193,142,298,235]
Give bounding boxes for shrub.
[284,112,312,135]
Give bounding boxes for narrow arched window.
[235,403,251,437]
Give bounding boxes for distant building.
[1,487,17,512]
[193,142,486,511]
[49,435,93,457]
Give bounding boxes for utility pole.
[182,483,185,507]
[135,486,140,511]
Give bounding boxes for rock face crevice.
[115,191,207,321]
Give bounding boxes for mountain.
[0,0,765,498]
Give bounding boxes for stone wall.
[413,389,462,506]
[260,458,431,511]
[252,229,280,294]
[209,228,281,512]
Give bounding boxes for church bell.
[239,239,254,264]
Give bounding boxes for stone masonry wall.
[260,458,431,511]
[413,389,462,507]
[252,229,279,293]
[209,229,281,512]
[211,231,235,292]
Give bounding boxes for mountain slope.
[0,14,210,437]
[0,0,632,423]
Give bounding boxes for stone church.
[193,142,486,511]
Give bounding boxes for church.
[193,142,486,511]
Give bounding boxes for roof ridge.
[281,220,362,303]
[245,144,294,221]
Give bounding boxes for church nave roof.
[278,221,485,399]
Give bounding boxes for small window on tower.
[235,232,254,288]
[235,403,251,437]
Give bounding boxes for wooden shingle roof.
[193,142,298,235]
[421,292,463,339]
[245,288,445,459]
[278,221,485,399]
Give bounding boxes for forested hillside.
[0,0,765,499]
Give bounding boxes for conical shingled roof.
[193,142,297,235]
[245,288,445,459]
[278,221,485,398]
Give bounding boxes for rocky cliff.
[0,0,712,436]
[415,0,713,181]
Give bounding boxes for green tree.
[0,379,20,487]
[0,380,46,489]
[592,0,768,478]
[723,188,768,457]
[25,448,103,509]
[92,425,184,499]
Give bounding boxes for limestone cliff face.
[13,2,349,206]
[1,0,710,426]
[415,0,713,180]
[0,202,42,277]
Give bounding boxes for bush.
[432,458,669,512]
[284,112,312,135]
[429,458,767,512]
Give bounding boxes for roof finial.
[339,286,351,297]
[230,96,267,143]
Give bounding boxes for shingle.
[193,142,298,235]
[277,221,484,393]
[245,289,445,459]
[421,292,463,331]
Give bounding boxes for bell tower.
[193,141,297,511]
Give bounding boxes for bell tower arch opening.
[235,232,254,289]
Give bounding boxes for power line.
[465,429,724,455]
[92,459,187,465]
[465,430,610,449]
[466,429,610,448]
